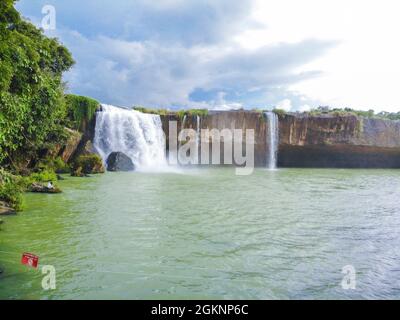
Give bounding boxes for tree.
[0,0,74,169]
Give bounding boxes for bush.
[36,156,70,174]
[71,154,104,176]
[29,170,57,183]
[0,168,24,210]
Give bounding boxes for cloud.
[17,0,335,110]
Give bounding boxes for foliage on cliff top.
[176,109,209,119]
[65,94,100,131]
[272,108,287,117]
[0,0,74,168]
[133,106,209,118]
[305,106,400,120]
[133,106,169,116]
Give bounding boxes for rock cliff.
[161,111,400,168]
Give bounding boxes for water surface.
[1,168,400,299]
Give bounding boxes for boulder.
[106,152,135,172]
[0,201,16,215]
[58,128,83,163]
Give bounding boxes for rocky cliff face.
[278,113,400,168]
[161,110,269,166]
[160,111,400,168]
[82,109,400,168]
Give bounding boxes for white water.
[265,111,279,170]
[179,114,187,148]
[195,115,201,162]
[94,104,167,171]
[181,114,187,131]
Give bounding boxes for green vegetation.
[65,94,100,130]
[272,108,287,117]
[133,106,209,119]
[28,170,57,183]
[35,156,70,174]
[176,109,209,119]
[0,0,74,168]
[71,154,104,176]
[305,106,400,120]
[0,1,104,209]
[133,106,169,116]
[0,166,64,210]
[375,111,400,121]
[0,168,24,210]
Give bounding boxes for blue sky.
[16,0,400,111]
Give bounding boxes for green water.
[1,168,400,299]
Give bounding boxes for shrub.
[36,156,70,174]
[29,170,58,183]
[0,168,24,210]
[71,154,104,176]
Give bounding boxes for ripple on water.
[1,168,400,299]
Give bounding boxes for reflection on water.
[1,168,400,299]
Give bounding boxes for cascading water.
[195,115,201,162]
[265,111,279,170]
[93,104,167,171]
[181,114,187,132]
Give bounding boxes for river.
[1,168,400,299]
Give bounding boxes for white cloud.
[234,0,400,112]
[23,0,400,110]
[276,99,292,111]
[59,28,331,109]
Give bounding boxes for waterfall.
[93,104,167,171]
[178,114,187,148]
[195,115,201,162]
[265,111,279,170]
[181,114,187,131]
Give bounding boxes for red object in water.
[21,253,39,268]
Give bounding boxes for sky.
[16,0,400,112]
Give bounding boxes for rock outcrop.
[29,183,62,193]
[106,152,135,171]
[0,201,16,215]
[58,128,83,163]
[69,111,98,163]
